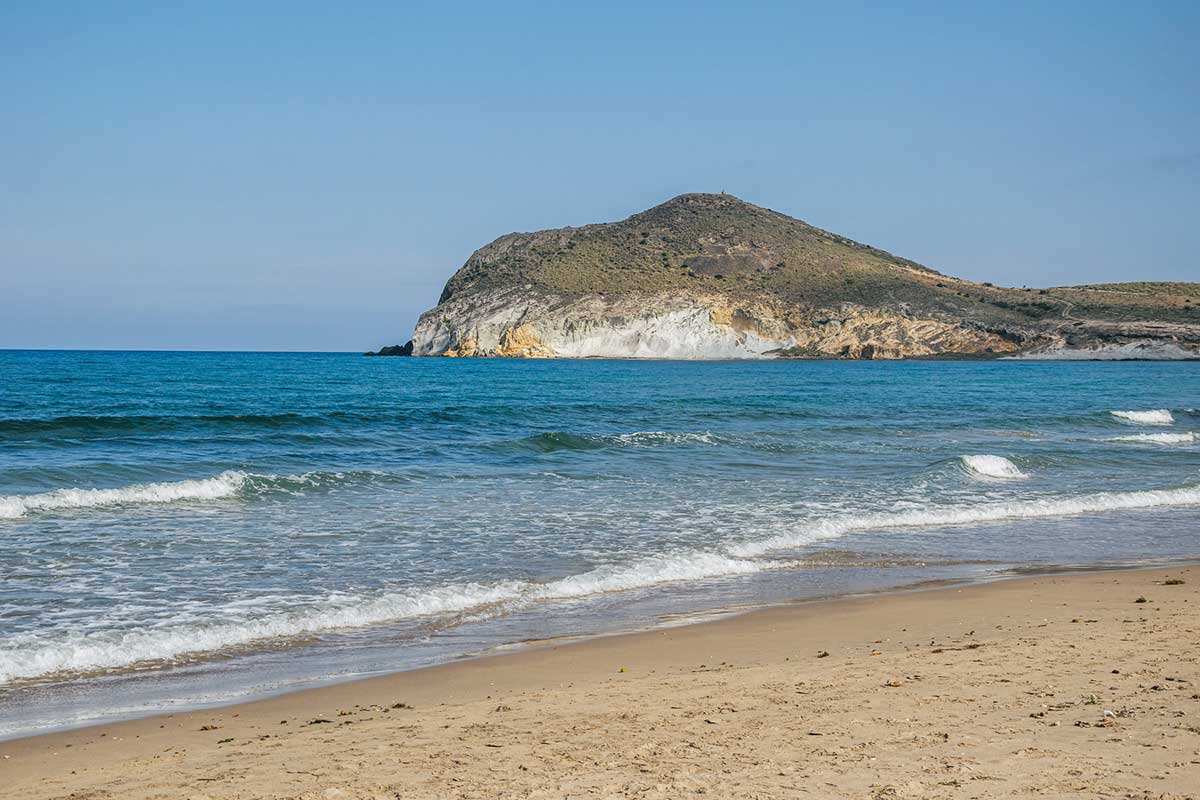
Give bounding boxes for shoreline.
[4,563,1198,798]
[4,556,1191,743]
[0,555,998,741]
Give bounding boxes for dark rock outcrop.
[364,340,413,357]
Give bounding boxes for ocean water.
[1,351,1199,738]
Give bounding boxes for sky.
[2,1,1197,351]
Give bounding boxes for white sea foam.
[1104,432,1196,445]
[532,552,762,598]
[728,483,1200,557]
[0,470,369,520]
[0,552,770,683]
[8,481,1200,683]
[0,471,250,520]
[1111,409,1175,425]
[0,581,529,683]
[605,431,722,446]
[959,455,1028,480]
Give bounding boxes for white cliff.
[411,288,1019,360]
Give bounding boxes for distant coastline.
[365,345,1200,361]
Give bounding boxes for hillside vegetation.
[439,193,1199,328]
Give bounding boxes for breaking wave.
[959,455,1028,480]
[1104,432,1196,445]
[0,471,250,519]
[532,551,762,598]
[515,430,723,452]
[7,479,1200,682]
[1111,409,1175,425]
[729,482,1200,557]
[0,470,382,520]
[0,551,767,683]
[0,581,528,683]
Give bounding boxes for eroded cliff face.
[1008,320,1200,360]
[411,289,1022,360]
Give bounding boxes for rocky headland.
[382,193,1200,359]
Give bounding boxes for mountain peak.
[656,191,748,206]
[634,192,757,218]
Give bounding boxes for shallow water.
[1,352,1198,737]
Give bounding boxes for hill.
[401,194,1199,359]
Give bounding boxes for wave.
[515,430,723,452]
[606,431,722,447]
[0,551,768,683]
[1104,432,1196,445]
[0,581,529,683]
[728,482,1200,557]
[959,455,1028,480]
[0,471,249,519]
[7,479,1200,682]
[0,470,385,520]
[1111,409,1175,425]
[0,412,332,439]
[531,551,762,598]
[517,432,608,452]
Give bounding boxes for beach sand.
[3,566,1198,799]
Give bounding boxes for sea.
[1,350,1198,739]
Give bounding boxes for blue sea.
[1,351,1199,739]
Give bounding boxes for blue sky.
[2,1,1197,350]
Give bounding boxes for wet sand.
[3,566,1198,799]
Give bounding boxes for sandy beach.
[3,565,1198,799]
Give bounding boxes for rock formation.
[364,341,413,357]
[394,193,1199,359]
